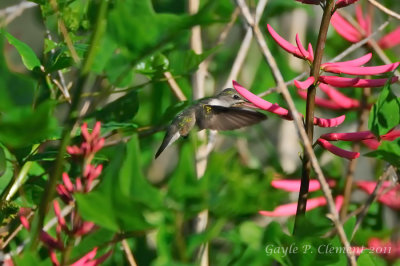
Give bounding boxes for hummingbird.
[155,88,267,158]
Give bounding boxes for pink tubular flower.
[320,129,400,150]
[233,81,346,128]
[259,196,343,217]
[317,138,359,160]
[50,247,112,266]
[297,89,344,110]
[319,76,398,88]
[368,238,400,261]
[332,5,400,50]
[271,179,336,192]
[319,84,360,109]
[323,62,399,76]
[378,26,400,50]
[356,181,400,210]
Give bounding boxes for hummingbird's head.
[215,88,250,107]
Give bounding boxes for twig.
[223,0,268,89]
[351,166,396,239]
[340,87,370,220]
[235,1,356,264]
[0,1,37,26]
[203,8,240,73]
[49,0,80,64]
[121,239,138,266]
[257,20,390,97]
[163,71,187,101]
[367,0,400,20]
[189,0,209,265]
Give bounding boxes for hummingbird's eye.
[233,95,241,100]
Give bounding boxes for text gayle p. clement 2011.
[265,243,391,256]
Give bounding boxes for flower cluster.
[256,23,400,160]
[331,4,400,49]
[356,180,400,210]
[19,122,110,265]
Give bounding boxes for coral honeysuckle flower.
[317,138,360,160]
[260,195,343,217]
[331,5,400,50]
[271,179,337,192]
[356,181,400,210]
[232,81,346,128]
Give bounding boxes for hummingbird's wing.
[199,105,267,131]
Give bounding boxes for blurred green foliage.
[0,0,399,265]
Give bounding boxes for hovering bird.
[155,88,267,158]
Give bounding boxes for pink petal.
[92,122,102,140]
[322,53,372,68]
[266,24,303,58]
[75,221,96,236]
[232,81,291,118]
[295,34,310,59]
[352,77,398,87]
[66,145,83,155]
[319,83,360,108]
[330,13,362,43]
[62,173,74,192]
[81,123,90,142]
[317,138,360,159]
[313,115,346,127]
[294,77,315,90]
[20,216,30,230]
[319,76,359,87]
[320,131,374,141]
[355,4,370,35]
[56,184,73,204]
[324,62,400,75]
[378,26,400,49]
[356,181,400,210]
[362,139,380,150]
[271,179,336,192]
[297,89,344,110]
[335,0,360,9]
[50,250,60,266]
[382,129,400,141]
[307,43,314,62]
[259,196,327,217]
[53,201,67,228]
[335,195,344,212]
[71,247,98,266]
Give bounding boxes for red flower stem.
[294,0,336,234]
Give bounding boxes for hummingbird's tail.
[155,126,181,159]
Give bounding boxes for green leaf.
[365,139,400,167]
[92,90,139,123]
[2,31,41,71]
[368,81,400,137]
[168,47,218,75]
[0,147,6,177]
[0,101,58,148]
[357,251,386,266]
[108,0,216,63]
[135,53,169,75]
